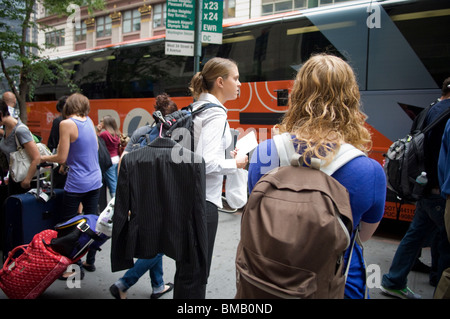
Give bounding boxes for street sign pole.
[194,0,203,74]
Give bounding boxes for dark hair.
[63,93,90,118]
[0,98,10,119]
[154,93,178,116]
[56,95,68,113]
[442,77,450,96]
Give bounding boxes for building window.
[123,8,141,33]
[153,3,166,28]
[262,0,308,15]
[260,0,362,15]
[96,15,112,38]
[45,29,65,47]
[75,23,86,42]
[319,0,352,6]
[224,0,236,18]
[262,0,353,14]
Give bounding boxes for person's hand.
[96,122,104,133]
[236,155,248,169]
[20,178,31,189]
[58,164,68,175]
[231,148,248,169]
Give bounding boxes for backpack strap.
[272,133,295,167]
[189,102,226,114]
[14,123,27,150]
[321,144,366,176]
[421,106,450,135]
[189,102,229,149]
[190,102,228,134]
[273,132,366,175]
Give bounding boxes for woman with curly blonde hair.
[280,53,372,165]
[248,54,386,299]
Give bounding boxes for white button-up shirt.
[192,93,237,208]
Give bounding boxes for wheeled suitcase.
[0,229,71,299]
[0,217,110,299]
[2,163,63,260]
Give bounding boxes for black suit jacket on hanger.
[110,138,208,284]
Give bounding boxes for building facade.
[36,0,352,58]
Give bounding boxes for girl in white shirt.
[189,57,248,279]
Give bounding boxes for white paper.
[235,131,258,157]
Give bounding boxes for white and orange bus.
[28,0,450,221]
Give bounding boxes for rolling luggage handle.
[28,162,56,202]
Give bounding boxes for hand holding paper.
[235,131,258,158]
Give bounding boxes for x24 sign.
[202,0,223,44]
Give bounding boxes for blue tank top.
[65,117,102,193]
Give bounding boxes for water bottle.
[416,172,428,185]
[413,171,428,199]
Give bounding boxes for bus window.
[368,1,450,90]
[388,3,450,88]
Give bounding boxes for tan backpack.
[235,133,364,299]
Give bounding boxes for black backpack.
[383,105,450,202]
[135,102,225,150]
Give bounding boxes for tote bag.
[9,125,53,183]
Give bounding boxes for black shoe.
[82,263,96,272]
[151,283,174,299]
[110,284,125,299]
[411,258,431,274]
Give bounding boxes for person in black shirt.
[47,96,68,188]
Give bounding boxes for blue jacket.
[439,117,450,197]
[424,99,450,192]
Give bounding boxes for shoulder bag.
[10,125,53,183]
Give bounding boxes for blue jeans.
[382,194,450,289]
[104,163,118,197]
[116,254,165,293]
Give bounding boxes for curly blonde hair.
[279,54,372,165]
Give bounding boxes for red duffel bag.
[0,229,71,299]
